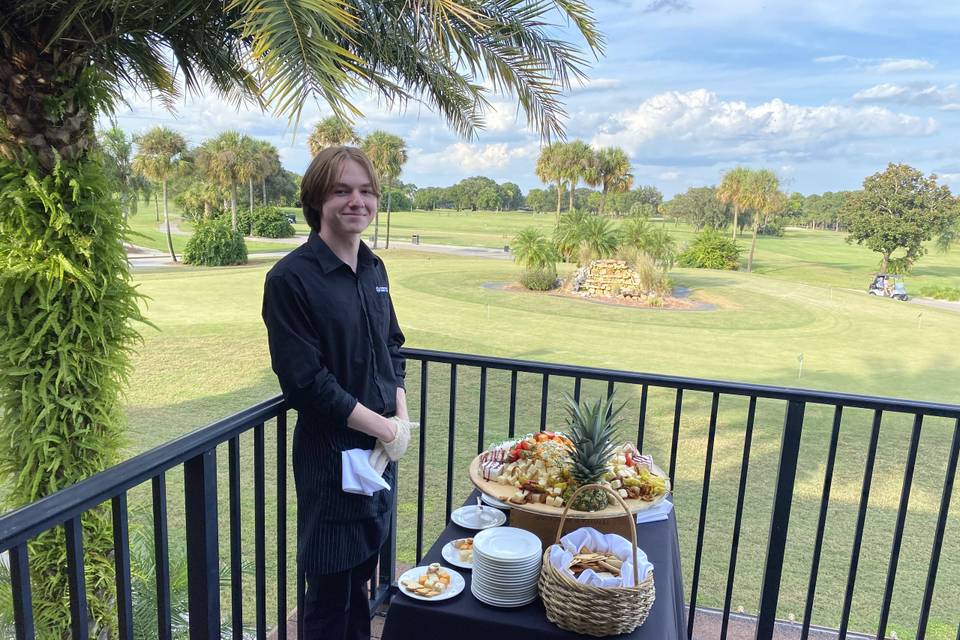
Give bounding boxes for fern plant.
[0,157,146,636]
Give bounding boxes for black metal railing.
[1,348,958,640]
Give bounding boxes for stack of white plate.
[470,527,542,607]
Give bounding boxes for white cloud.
[658,171,680,180]
[814,55,935,74]
[411,142,538,174]
[591,89,937,165]
[570,78,623,94]
[868,58,934,73]
[853,83,960,107]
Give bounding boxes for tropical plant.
[307,115,359,155]
[362,131,408,248]
[512,228,557,271]
[536,143,567,221]
[678,229,741,270]
[195,131,252,231]
[717,166,753,239]
[578,215,619,263]
[99,125,148,221]
[841,163,956,273]
[255,140,282,205]
[0,1,601,632]
[584,147,633,215]
[183,217,248,266]
[554,209,591,262]
[563,393,626,512]
[176,179,225,221]
[250,206,296,238]
[561,140,593,212]
[133,126,188,261]
[0,159,144,637]
[739,169,783,272]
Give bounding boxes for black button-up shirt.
[262,232,405,574]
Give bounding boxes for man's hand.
[380,416,418,461]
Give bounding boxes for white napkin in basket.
[548,527,653,588]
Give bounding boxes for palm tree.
[512,228,557,271]
[554,209,591,262]
[308,116,359,155]
[0,3,601,635]
[742,169,783,272]
[585,147,633,215]
[362,131,408,248]
[132,127,187,262]
[579,215,619,263]
[98,125,137,221]
[536,143,567,222]
[561,140,593,211]
[195,131,250,231]
[256,140,282,205]
[717,167,752,240]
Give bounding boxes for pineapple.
[562,393,626,512]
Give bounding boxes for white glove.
[379,417,418,461]
[369,441,390,476]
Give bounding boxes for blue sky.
[107,0,960,198]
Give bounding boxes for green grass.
[119,238,960,639]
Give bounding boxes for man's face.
[319,159,378,239]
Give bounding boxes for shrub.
[919,285,960,301]
[184,218,248,266]
[250,206,296,238]
[520,267,558,291]
[632,252,673,297]
[678,229,741,270]
[236,208,253,235]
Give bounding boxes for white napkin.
[341,449,390,496]
[636,499,673,524]
[548,527,653,588]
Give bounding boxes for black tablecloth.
[381,491,686,640]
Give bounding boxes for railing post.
[183,449,221,640]
[754,400,805,640]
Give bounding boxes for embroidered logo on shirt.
[375,286,389,293]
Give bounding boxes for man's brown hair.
[300,146,380,232]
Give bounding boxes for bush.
[236,208,253,235]
[247,206,295,238]
[184,218,248,266]
[919,285,960,301]
[520,267,558,291]
[678,229,741,270]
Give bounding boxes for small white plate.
[397,565,465,602]
[451,505,507,530]
[473,527,541,560]
[441,540,473,569]
[480,493,511,509]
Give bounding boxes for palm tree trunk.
[568,180,575,211]
[555,180,563,223]
[599,186,608,216]
[732,207,739,239]
[747,222,759,272]
[880,252,890,273]
[203,201,211,219]
[231,181,238,231]
[155,192,160,222]
[162,179,178,262]
[385,184,393,249]
[262,179,267,206]
[249,178,254,215]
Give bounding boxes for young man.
[262,147,414,639]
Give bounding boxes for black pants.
[302,552,379,640]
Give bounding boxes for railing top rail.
[400,348,960,419]
[0,396,287,552]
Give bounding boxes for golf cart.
[868,274,909,301]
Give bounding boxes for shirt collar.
[308,232,379,274]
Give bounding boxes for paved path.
[126,235,513,269]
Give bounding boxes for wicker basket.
[538,484,656,637]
